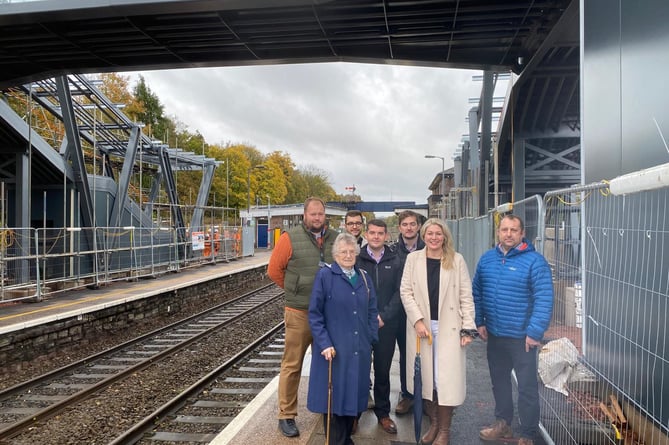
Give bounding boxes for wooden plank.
[609,394,627,424]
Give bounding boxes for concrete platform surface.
[211,339,532,445]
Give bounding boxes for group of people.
[267,197,554,445]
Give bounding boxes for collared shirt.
[366,245,385,264]
[405,241,418,252]
[313,230,324,247]
[341,267,357,284]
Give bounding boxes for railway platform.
[0,251,272,335]
[214,339,508,445]
[0,249,539,445]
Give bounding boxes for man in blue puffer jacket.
[473,214,553,445]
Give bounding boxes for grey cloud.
[131,63,481,203]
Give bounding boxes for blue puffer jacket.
[472,239,553,341]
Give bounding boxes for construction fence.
[0,222,243,303]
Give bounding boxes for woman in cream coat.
[400,218,477,445]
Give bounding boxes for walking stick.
[326,357,333,445]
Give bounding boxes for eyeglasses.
[337,250,357,256]
[346,222,363,227]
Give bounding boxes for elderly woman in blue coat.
[307,232,379,445]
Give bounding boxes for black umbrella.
[413,334,432,444]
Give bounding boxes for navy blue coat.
[356,246,403,327]
[307,263,379,416]
[472,238,554,341]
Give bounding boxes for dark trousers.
[486,334,540,439]
[322,413,355,445]
[396,312,411,398]
[372,322,398,419]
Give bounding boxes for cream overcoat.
[400,249,476,405]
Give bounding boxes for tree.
[219,144,255,210]
[298,165,337,201]
[334,192,362,203]
[286,169,309,204]
[131,75,165,138]
[98,73,135,106]
[257,158,288,207]
[265,151,294,204]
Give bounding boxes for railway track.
[0,284,284,443]
[112,323,285,444]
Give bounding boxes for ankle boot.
[421,398,439,444]
[432,405,454,445]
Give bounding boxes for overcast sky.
[128,63,482,205]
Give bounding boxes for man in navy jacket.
[473,214,553,445]
[357,219,403,434]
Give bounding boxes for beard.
[307,221,325,233]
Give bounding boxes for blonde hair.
[420,218,455,269]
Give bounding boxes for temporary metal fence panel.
[0,223,243,303]
[1,227,39,302]
[447,215,493,274]
[540,182,668,445]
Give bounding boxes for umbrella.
[413,334,432,444]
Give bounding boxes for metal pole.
[246,165,266,223]
[246,168,251,220]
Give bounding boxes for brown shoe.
[378,416,397,434]
[518,438,534,445]
[479,419,512,441]
[395,397,414,414]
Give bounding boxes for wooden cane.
[326,357,333,445]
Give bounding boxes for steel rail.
[0,286,281,441]
[108,321,285,445]
[0,282,274,401]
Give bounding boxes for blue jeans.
[486,334,540,439]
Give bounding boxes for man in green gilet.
[268,197,337,438]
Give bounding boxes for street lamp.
[247,164,266,220]
[225,157,229,213]
[425,154,446,219]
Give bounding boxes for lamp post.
[225,158,229,213]
[425,154,446,219]
[247,165,266,221]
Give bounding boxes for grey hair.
[333,232,360,256]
